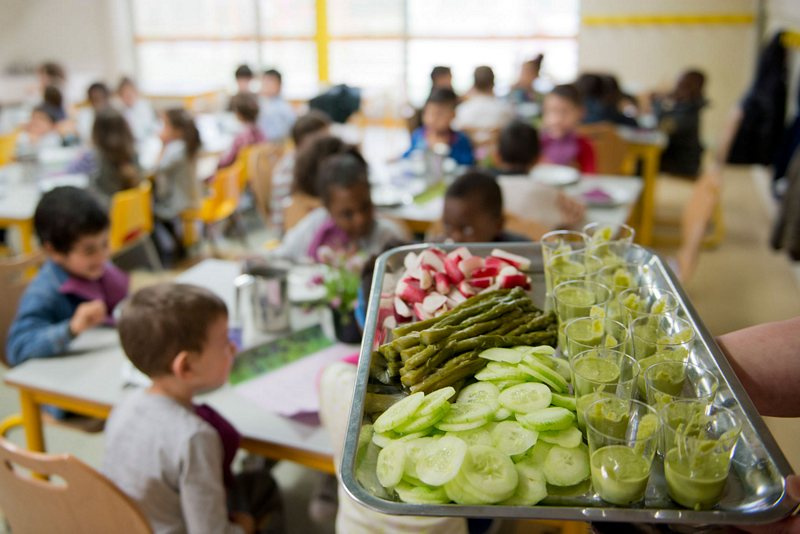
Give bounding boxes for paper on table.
[233,342,356,417]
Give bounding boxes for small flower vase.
[331,306,361,344]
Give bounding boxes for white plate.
[530,164,580,187]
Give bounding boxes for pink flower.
[330,296,342,309]
[310,274,324,286]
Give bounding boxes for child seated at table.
[439,170,530,243]
[15,105,63,158]
[403,88,474,166]
[152,108,202,262]
[6,186,129,366]
[271,110,331,230]
[540,84,597,174]
[116,76,158,142]
[493,121,585,230]
[104,283,283,534]
[66,108,142,208]
[276,148,408,262]
[217,92,265,169]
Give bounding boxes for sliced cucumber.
[549,392,577,411]
[513,345,556,357]
[492,407,513,421]
[437,400,494,426]
[479,347,523,364]
[542,444,590,487]
[373,392,425,433]
[490,379,526,391]
[376,440,406,488]
[394,481,450,504]
[459,445,519,503]
[372,429,430,448]
[500,464,548,506]
[446,426,493,447]
[403,437,438,479]
[416,435,468,486]
[524,352,571,382]
[526,441,554,467]
[444,472,493,505]
[436,418,490,432]
[358,424,374,466]
[456,382,500,412]
[520,360,569,393]
[491,421,538,456]
[415,386,456,417]
[517,407,575,432]
[538,426,583,449]
[499,382,552,414]
[475,361,530,381]
[393,404,450,435]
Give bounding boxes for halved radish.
[444,256,465,284]
[398,278,427,303]
[446,246,472,261]
[486,256,513,270]
[499,265,520,277]
[499,273,531,290]
[490,249,532,271]
[459,256,484,278]
[470,277,494,289]
[458,280,477,297]
[414,302,432,321]
[422,292,448,314]
[403,252,419,271]
[394,296,413,318]
[419,249,445,273]
[430,247,447,261]
[448,289,467,305]
[471,266,499,278]
[435,272,451,294]
[419,268,433,290]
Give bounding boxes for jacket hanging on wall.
[727,32,788,165]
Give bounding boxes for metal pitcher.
[234,261,291,333]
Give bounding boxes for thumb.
[786,475,800,501]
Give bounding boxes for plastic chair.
[199,161,245,252]
[247,142,286,226]
[109,181,162,270]
[0,130,19,166]
[0,437,152,534]
[283,192,322,233]
[576,123,631,175]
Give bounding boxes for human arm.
[180,429,246,534]
[716,316,800,417]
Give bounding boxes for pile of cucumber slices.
[363,345,590,505]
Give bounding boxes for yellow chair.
[576,123,632,176]
[0,130,19,166]
[109,181,162,270]
[199,162,245,252]
[0,437,152,533]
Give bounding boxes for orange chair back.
[577,123,631,175]
[0,130,19,166]
[200,162,243,225]
[0,437,152,534]
[109,181,154,254]
[248,142,285,224]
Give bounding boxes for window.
[129,0,578,102]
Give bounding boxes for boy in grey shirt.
[104,284,280,534]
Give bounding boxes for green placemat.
[413,180,447,205]
[229,325,333,385]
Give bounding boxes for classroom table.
[379,174,644,237]
[3,259,339,474]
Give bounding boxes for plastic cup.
[661,401,742,510]
[585,397,659,505]
[618,285,680,327]
[553,280,611,351]
[549,250,604,290]
[631,314,695,397]
[583,222,635,248]
[564,317,629,361]
[571,349,639,431]
[541,230,588,309]
[644,361,719,410]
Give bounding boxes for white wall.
[578,0,758,150]
[0,0,134,101]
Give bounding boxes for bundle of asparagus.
[372,288,557,393]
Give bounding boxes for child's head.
[422,88,458,136]
[291,110,332,149]
[118,283,233,393]
[161,108,202,158]
[542,84,583,139]
[673,69,706,102]
[473,66,495,94]
[318,150,373,240]
[292,134,348,197]
[230,92,260,124]
[234,64,254,92]
[497,121,540,173]
[87,82,111,110]
[443,170,504,243]
[34,186,110,280]
[117,76,139,107]
[38,61,65,89]
[430,66,453,90]
[28,105,57,136]
[261,68,282,98]
[92,108,139,188]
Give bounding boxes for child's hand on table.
[69,299,107,336]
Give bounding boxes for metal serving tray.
[341,243,796,525]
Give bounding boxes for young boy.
[104,283,282,534]
[493,121,585,230]
[403,88,474,166]
[6,186,129,366]
[440,170,529,243]
[217,92,265,169]
[257,68,296,142]
[540,84,597,173]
